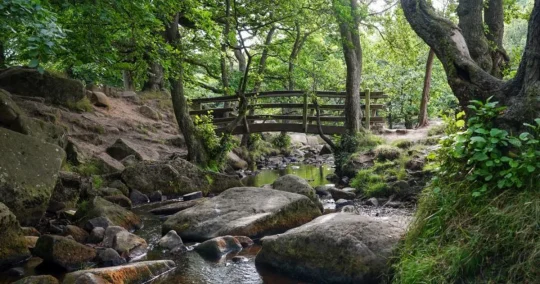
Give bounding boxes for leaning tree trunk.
[165,13,209,167]
[401,0,540,132]
[142,62,164,92]
[417,48,435,128]
[123,70,135,91]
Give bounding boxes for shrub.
[67,97,93,112]
[272,132,291,149]
[392,139,414,149]
[427,124,445,136]
[374,145,401,161]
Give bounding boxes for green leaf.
[472,191,481,197]
[475,128,489,134]
[28,59,39,68]
[508,138,522,147]
[470,136,486,144]
[527,165,535,173]
[456,120,465,128]
[519,132,530,141]
[472,152,489,161]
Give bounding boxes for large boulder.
[33,235,96,271]
[0,67,84,106]
[149,199,205,215]
[328,187,356,201]
[12,275,59,284]
[0,127,65,225]
[0,202,31,270]
[121,158,211,196]
[255,213,407,283]
[162,187,322,241]
[75,197,142,231]
[48,171,82,211]
[227,152,248,170]
[106,138,159,161]
[272,174,323,212]
[63,260,176,284]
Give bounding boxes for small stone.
[62,225,89,243]
[335,199,354,210]
[194,236,242,259]
[83,217,113,232]
[90,92,110,108]
[148,191,163,203]
[170,244,188,255]
[104,195,132,209]
[158,230,183,250]
[25,236,39,249]
[87,227,106,244]
[232,256,248,263]
[129,189,149,205]
[96,248,126,267]
[183,191,203,201]
[366,197,379,207]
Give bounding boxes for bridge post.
[302,91,308,133]
[365,89,371,130]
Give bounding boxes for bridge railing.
[189,90,387,135]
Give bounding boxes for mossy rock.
[256,213,407,283]
[0,67,84,107]
[374,145,401,161]
[162,187,322,241]
[0,202,31,270]
[33,234,96,271]
[0,127,65,226]
[12,275,59,284]
[63,260,176,284]
[75,196,142,231]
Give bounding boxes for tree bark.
[333,0,363,134]
[0,42,5,68]
[142,62,164,91]
[457,0,492,72]
[417,48,435,128]
[220,0,231,95]
[122,70,135,91]
[485,0,509,78]
[401,0,540,131]
[165,13,209,166]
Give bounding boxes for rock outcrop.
[256,213,407,283]
[162,187,322,241]
[0,67,84,106]
[0,202,31,270]
[0,127,65,225]
[63,260,176,284]
[75,197,142,231]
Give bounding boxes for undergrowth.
[392,99,540,283]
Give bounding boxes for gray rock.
[83,217,113,232]
[227,152,248,170]
[148,191,163,202]
[149,199,205,215]
[0,67,84,106]
[0,203,31,270]
[232,256,248,263]
[63,260,176,284]
[49,171,82,211]
[328,187,356,201]
[12,275,59,284]
[96,248,126,267]
[87,227,105,244]
[233,236,254,248]
[319,144,333,155]
[183,191,203,201]
[366,197,379,207]
[103,195,132,209]
[314,185,332,199]
[75,197,142,231]
[194,236,242,259]
[62,225,89,243]
[106,180,129,196]
[335,199,353,210]
[158,230,183,250]
[138,105,161,120]
[129,189,149,205]
[7,267,25,277]
[272,174,323,212]
[340,205,356,213]
[120,155,139,167]
[33,235,96,271]
[0,127,65,226]
[162,187,322,241]
[111,230,148,259]
[102,226,126,248]
[96,152,125,173]
[256,213,407,283]
[106,138,159,161]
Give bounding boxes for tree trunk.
[401,0,540,131]
[123,70,135,91]
[220,0,231,95]
[165,13,209,166]
[142,62,164,91]
[333,0,363,134]
[417,48,435,128]
[0,42,5,68]
[485,0,509,78]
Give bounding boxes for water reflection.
[242,164,335,187]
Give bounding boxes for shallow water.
[242,163,335,187]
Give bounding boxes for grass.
[392,139,414,149]
[374,145,402,161]
[67,97,93,112]
[392,181,540,283]
[139,91,172,110]
[427,124,445,137]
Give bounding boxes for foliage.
[193,114,237,171]
[393,101,540,283]
[73,159,103,177]
[334,132,383,177]
[427,123,445,136]
[392,139,414,149]
[91,175,104,189]
[436,99,539,197]
[374,145,402,161]
[66,97,93,112]
[271,132,291,149]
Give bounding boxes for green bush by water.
[392,100,540,283]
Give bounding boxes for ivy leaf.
[470,136,486,144]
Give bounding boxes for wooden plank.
[365,89,371,130]
[216,123,348,135]
[191,90,388,104]
[250,103,384,110]
[189,108,234,115]
[211,115,384,124]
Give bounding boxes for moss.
[74,159,103,176]
[427,124,445,136]
[67,97,93,113]
[374,145,402,161]
[392,139,414,149]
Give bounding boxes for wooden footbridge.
[189,90,387,135]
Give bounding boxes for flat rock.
[0,127,65,226]
[328,187,356,201]
[182,191,202,201]
[96,153,125,173]
[272,174,323,212]
[63,260,176,284]
[256,213,407,283]
[106,138,159,161]
[90,92,110,108]
[149,199,205,215]
[12,275,59,284]
[162,187,322,241]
